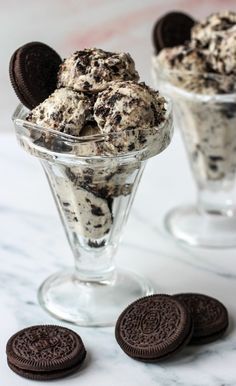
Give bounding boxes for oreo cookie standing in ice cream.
[153,11,195,54]
[9,42,62,109]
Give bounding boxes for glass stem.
[197,185,236,217]
[71,238,116,283]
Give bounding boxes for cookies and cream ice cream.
[94,80,166,132]
[57,48,139,92]
[191,11,236,48]
[24,47,170,243]
[153,11,236,190]
[154,11,236,94]
[45,165,113,239]
[27,88,92,136]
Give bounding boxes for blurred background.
[1,0,236,133]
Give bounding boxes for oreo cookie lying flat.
[152,11,195,54]
[9,41,62,109]
[174,293,229,344]
[6,325,86,380]
[115,294,193,361]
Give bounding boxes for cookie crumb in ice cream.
[191,11,236,47]
[154,11,236,94]
[23,46,170,241]
[153,10,236,186]
[27,88,92,136]
[57,48,139,92]
[94,80,166,133]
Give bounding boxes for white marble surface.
[0,131,236,385]
[2,0,236,384]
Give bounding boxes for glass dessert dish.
[153,65,236,248]
[13,103,173,326]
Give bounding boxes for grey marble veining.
[0,133,236,385]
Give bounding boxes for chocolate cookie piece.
[6,325,86,380]
[115,294,193,361]
[153,12,195,54]
[9,42,62,109]
[174,293,229,344]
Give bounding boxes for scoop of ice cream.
[26,88,92,136]
[154,44,216,93]
[192,11,236,47]
[154,47,235,94]
[154,11,236,94]
[156,44,207,73]
[192,11,236,76]
[94,81,166,133]
[57,48,139,92]
[208,26,236,75]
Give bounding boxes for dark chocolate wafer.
[9,41,62,109]
[174,293,229,344]
[6,325,86,380]
[115,294,193,361]
[152,11,195,54]
[7,356,85,381]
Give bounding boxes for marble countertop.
[1,131,236,385]
[1,1,236,384]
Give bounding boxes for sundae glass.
[13,103,172,325]
[153,11,236,248]
[12,47,173,325]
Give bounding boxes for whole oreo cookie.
[115,294,193,361]
[6,325,86,380]
[152,11,195,54]
[174,293,229,344]
[9,41,62,109]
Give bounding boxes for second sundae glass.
[13,103,173,326]
[154,65,236,248]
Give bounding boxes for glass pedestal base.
[165,205,236,248]
[38,268,153,327]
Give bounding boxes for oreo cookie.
[174,293,229,344]
[115,294,193,361]
[153,11,195,54]
[9,41,62,109]
[6,325,86,380]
